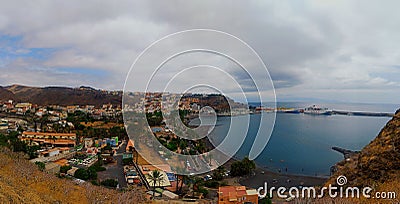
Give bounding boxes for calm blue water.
[207,102,398,177]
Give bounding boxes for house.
[67,166,79,176]
[126,139,135,152]
[105,137,118,147]
[218,186,258,204]
[20,131,76,147]
[84,138,94,148]
[45,162,60,174]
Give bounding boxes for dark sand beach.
[239,167,327,189]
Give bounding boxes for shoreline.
[193,115,328,189]
[204,138,328,189]
[220,156,328,189]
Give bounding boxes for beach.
[239,167,327,189]
[219,156,327,190]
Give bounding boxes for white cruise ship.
[303,105,332,115]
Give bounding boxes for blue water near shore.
[206,102,398,177]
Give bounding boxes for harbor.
[259,104,395,117]
[330,110,394,117]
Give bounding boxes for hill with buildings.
[0,85,243,112]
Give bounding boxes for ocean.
[200,102,398,177]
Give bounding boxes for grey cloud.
[0,0,399,103]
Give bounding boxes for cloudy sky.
[0,0,399,104]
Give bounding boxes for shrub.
[91,162,106,172]
[197,187,209,196]
[230,157,256,177]
[91,180,99,186]
[101,179,119,188]
[60,165,72,173]
[35,161,45,171]
[204,180,220,188]
[74,168,89,180]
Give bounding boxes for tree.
[60,165,72,173]
[87,167,98,180]
[26,145,40,159]
[212,166,225,181]
[259,196,272,204]
[146,170,164,199]
[242,157,256,174]
[74,168,89,180]
[191,176,205,197]
[35,161,45,171]
[101,179,119,188]
[179,174,189,193]
[230,157,256,177]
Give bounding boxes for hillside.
[0,85,242,111]
[327,109,400,187]
[0,85,122,107]
[320,109,400,203]
[0,147,147,204]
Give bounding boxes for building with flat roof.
[218,186,258,204]
[20,131,76,147]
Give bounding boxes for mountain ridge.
[0,84,122,107]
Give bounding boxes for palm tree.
[146,170,164,199]
[179,174,189,193]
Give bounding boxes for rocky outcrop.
[327,109,400,187]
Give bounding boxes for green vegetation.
[74,168,97,181]
[0,132,39,159]
[77,125,127,141]
[147,170,164,199]
[212,166,225,181]
[68,110,128,141]
[100,179,119,188]
[146,111,163,126]
[259,197,272,204]
[146,110,189,126]
[90,180,99,186]
[67,110,92,124]
[190,176,209,197]
[230,157,256,177]
[35,161,45,171]
[60,165,72,173]
[74,168,89,180]
[122,158,133,165]
[90,161,106,172]
[204,180,220,188]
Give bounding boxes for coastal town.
[0,91,273,204]
[2,1,400,203]
[1,86,397,203]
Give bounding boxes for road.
[98,140,128,189]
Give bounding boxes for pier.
[273,108,395,117]
[331,110,394,117]
[332,146,360,159]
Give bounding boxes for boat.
[282,109,302,114]
[303,105,332,115]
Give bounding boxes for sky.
[0,0,399,104]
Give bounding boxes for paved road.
[98,141,128,188]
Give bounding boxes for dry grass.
[0,147,148,204]
[80,121,124,129]
[309,110,400,204]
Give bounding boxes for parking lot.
[97,141,128,188]
[68,155,98,168]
